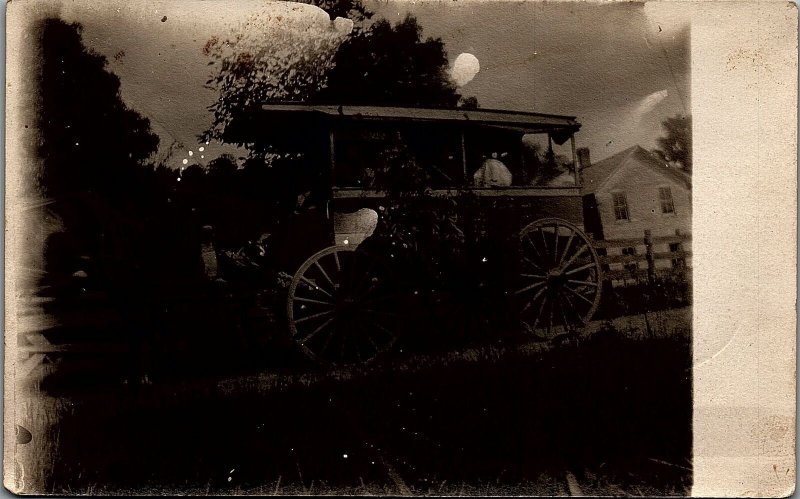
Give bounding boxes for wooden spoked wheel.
[514,218,602,339]
[287,245,400,365]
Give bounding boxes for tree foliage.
[654,114,692,173]
[204,3,466,155]
[207,153,239,179]
[203,7,348,148]
[315,15,461,107]
[37,19,159,200]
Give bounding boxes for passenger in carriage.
[473,152,513,187]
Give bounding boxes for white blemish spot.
[333,17,354,35]
[188,150,193,157]
[182,159,188,165]
[176,177,181,182]
[343,239,349,245]
[343,454,348,459]
[199,146,205,152]
[200,155,204,159]
[451,53,480,86]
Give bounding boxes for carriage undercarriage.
[287,213,602,366]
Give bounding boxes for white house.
[579,145,691,282]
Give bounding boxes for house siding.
[594,161,691,276]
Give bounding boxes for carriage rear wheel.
[514,218,602,340]
[287,245,401,365]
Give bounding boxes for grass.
[14,314,692,496]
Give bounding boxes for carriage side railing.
[332,186,582,198]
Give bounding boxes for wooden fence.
[593,230,691,285]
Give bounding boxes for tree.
[207,154,239,177]
[315,15,461,107]
[203,6,348,150]
[654,114,692,173]
[204,4,467,151]
[37,19,159,200]
[458,96,480,109]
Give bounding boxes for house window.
[670,242,685,269]
[612,192,629,221]
[622,247,638,273]
[659,187,675,214]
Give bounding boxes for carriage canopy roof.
[258,104,581,137]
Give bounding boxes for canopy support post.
[460,129,468,183]
[329,130,336,171]
[570,134,579,186]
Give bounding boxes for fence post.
[675,229,687,278]
[644,229,655,285]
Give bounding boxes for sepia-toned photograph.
[6,0,697,494]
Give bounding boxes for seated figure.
[473,152,512,187]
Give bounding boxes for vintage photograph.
[7,0,692,494]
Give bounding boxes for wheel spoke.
[353,258,378,295]
[557,294,571,332]
[314,261,336,291]
[365,332,380,356]
[353,276,387,303]
[524,234,547,266]
[522,256,546,273]
[372,321,397,341]
[293,296,334,306]
[528,293,548,332]
[564,262,596,276]
[520,273,547,280]
[538,228,549,257]
[317,323,336,355]
[520,287,546,314]
[560,289,586,326]
[333,251,342,273]
[558,229,577,267]
[300,276,333,298]
[352,330,364,363]
[553,223,560,265]
[567,279,598,287]
[298,316,334,343]
[559,243,589,272]
[514,280,546,295]
[295,309,334,324]
[564,284,594,306]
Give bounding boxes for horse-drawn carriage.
[228,104,602,365]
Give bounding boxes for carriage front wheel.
[287,245,401,365]
[514,218,602,339]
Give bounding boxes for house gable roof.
[580,145,691,194]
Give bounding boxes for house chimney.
[576,147,591,169]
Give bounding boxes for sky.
[51,0,690,169]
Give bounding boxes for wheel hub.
[546,268,565,285]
